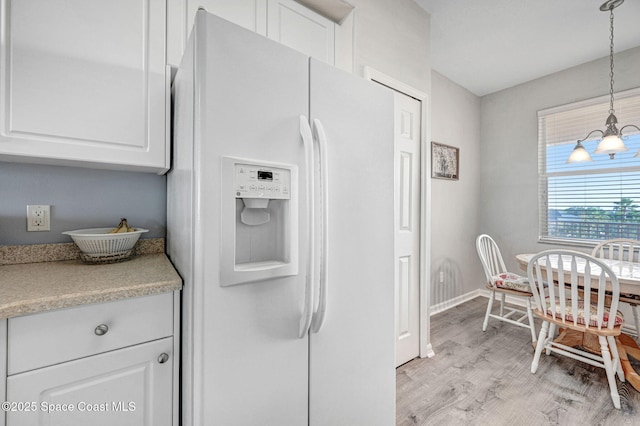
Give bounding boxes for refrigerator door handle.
[311,118,329,333]
[298,115,315,338]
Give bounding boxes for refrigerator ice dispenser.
[220,157,298,286]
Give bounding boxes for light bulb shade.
[594,134,628,154]
[567,142,593,163]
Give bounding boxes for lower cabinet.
[3,292,179,426]
[6,338,173,426]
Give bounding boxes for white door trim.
[364,67,434,358]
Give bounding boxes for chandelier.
[567,0,640,163]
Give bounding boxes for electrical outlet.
[27,205,51,231]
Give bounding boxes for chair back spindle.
[476,234,507,288]
[592,238,640,263]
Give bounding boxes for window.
[538,88,640,244]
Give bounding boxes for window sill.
[537,237,599,250]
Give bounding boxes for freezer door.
[308,58,396,425]
[179,12,312,426]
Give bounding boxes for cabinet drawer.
[8,293,173,375]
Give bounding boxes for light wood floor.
[396,297,640,425]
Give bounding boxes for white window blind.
[538,88,640,244]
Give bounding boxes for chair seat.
[543,299,624,328]
[492,272,532,294]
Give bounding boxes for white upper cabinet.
[167,0,339,67]
[167,0,267,66]
[267,0,334,65]
[0,0,169,174]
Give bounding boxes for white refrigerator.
[167,10,395,426]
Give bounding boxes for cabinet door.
[0,0,168,173]
[167,0,267,66]
[267,0,335,65]
[6,337,173,426]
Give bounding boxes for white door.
[394,91,421,366]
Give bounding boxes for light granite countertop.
[0,240,182,319]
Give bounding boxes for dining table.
[516,253,640,391]
[515,253,640,297]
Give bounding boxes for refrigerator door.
[173,12,311,426]
[308,59,396,425]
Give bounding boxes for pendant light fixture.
[567,0,640,163]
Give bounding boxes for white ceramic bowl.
[62,228,149,254]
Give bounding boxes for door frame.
[364,66,434,358]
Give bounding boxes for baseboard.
[430,290,483,315]
[430,289,529,316]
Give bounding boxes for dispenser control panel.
[234,163,291,200]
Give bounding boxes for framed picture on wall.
[431,142,459,180]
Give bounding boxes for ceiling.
[415,0,640,96]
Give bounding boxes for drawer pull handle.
[94,324,109,336]
[158,353,170,364]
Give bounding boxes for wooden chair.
[475,234,536,343]
[527,250,625,409]
[592,238,640,343]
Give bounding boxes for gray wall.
[430,71,482,305]
[480,46,640,273]
[0,161,166,245]
[350,0,430,94]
